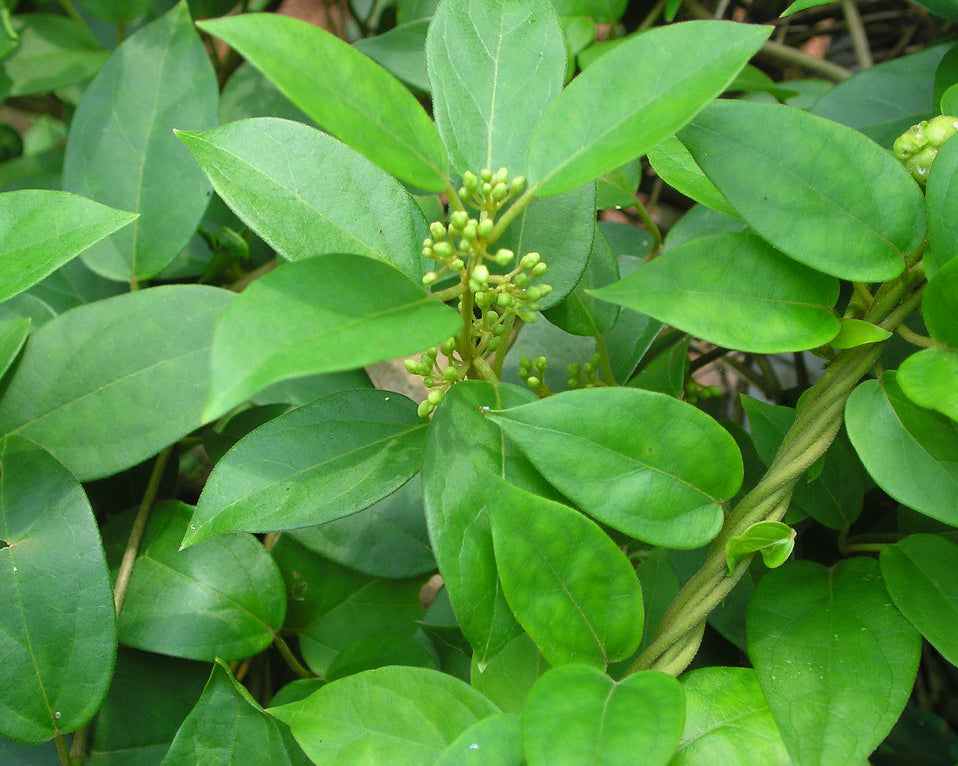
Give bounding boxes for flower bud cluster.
[566,354,604,389]
[518,355,550,397]
[404,341,461,417]
[684,379,722,405]
[893,115,958,186]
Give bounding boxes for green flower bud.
[534,356,548,372]
[906,146,938,185]
[491,182,508,201]
[493,167,509,185]
[430,221,446,240]
[462,222,478,241]
[423,376,436,387]
[511,176,526,193]
[425,347,438,359]
[568,378,579,388]
[496,292,513,308]
[428,389,444,405]
[482,182,493,196]
[443,366,459,382]
[520,252,541,270]
[475,290,494,308]
[418,400,434,417]
[451,210,469,229]
[526,376,540,388]
[488,336,501,350]
[404,359,420,373]
[537,284,553,297]
[526,286,543,300]
[494,248,514,265]
[422,246,434,259]
[520,355,532,369]
[525,301,540,312]
[473,263,490,283]
[423,238,434,248]
[422,271,439,285]
[480,168,493,183]
[451,258,465,271]
[477,219,494,238]
[893,124,924,161]
[433,241,454,258]
[440,337,456,354]
[492,323,507,336]
[514,273,529,288]
[531,262,548,277]
[925,115,958,146]
[463,170,479,191]
[567,363,580,376]
[458,240,470,252]
[583,362,593,374]
[518,310,538,323]
[459,187,468,198]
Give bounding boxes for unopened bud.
[511,176,526,193]
[526,376,540,388]
[520,252,541,270]
[433,241,454,258]
[462,222,478,241]
[418,400,434,417]
[477,219,494,238]
[491,182,508,200]
[430,221,446,240]
[473,264,490,282]
[531,262,548,277]
[480,168,493,183]
[496,292,513,308]
[443,366,459,382]
[534,356,548,372]
[422,271,438,285]
[494,248,514,265]
[514,273,529,287]
[463,170,479,191]
[428,389,444,406]
[450,210,469,229]
[440,337,456,354]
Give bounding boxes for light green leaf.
[198,13,448,191]
[521,665,684,766]
[489,387,741,547]
[780,0,834,18]
[681,100,926,281]
[204,254,461,421]
[186,390,428,547]
[470,632,550,714]
[162,660,307,766]
[0,318,28,381]
[880,534,958,667]
[269,666,500,763]
[748,558,920,766]
[102,501,286,662]
[527,21,771,196]
[427,0,566,175]
[0,285,233,480]
[552,0,626,23]
[923,256,958,346]
[646,135,739,217]
[725,521,795,572]
[0,190,136,303]
[846,372,958,525]
[0,437,115,743]
[672,666,789,766]
[486,475,643,668]
[898,348,958,421]
[354,20,430,93]
[177,118,426,280]
[830,318,892,349]
[926,131,958,269]
[591,232,840,353]
[63,2,218,282]
[436,712,522,766]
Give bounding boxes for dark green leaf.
[898,348,958,422]
[325,633,437,681]
[354,20,430,93]
[926,133,958,270]
[219,62,311,124]
[0,318,28,380]
[542,228,619,336]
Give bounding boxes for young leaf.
[672,667,789,765]
[198,14,449,191]
[521,665,685,766]
[435,712,522,766]
[680,100,926,281]
[62,2,218,282]
[830,318,892,349]
[177,118,427,280]
[162,660,308,766]
[268,666,500,763]
[0,190,136,302]
[725,521,796,572]
[0,285,233,481]
[102,501,286,662]
[748,559,920,766]
[926,132,958,269]
[846,372,958,526]
[591,232,841,353]
[485,475,644,668]
[898,348,958,422]
[204,254,461,421]
[426,0,566,175]
[186,390,428,547]
[0,437,115,743]
[0,318,28,380]
[880,534,958,666]
[488,388,743,548]
[526,21,771,196]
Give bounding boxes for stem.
[114,447,172,617]
[54,732,70,766]
[445,180,466,214]
[273,634,315,679]
[430,283,466,302]
[57,0,88,26]
[758,40,853,81]
[841,0,874,69]
[68,724,88,765]
[486,186,538,246]
[631,201,662,257]
[897,324,944,349]
[472,354,500,384]
[492,313,517,378]
[594,332,617,385]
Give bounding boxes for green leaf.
[880,534,958,666]
[552,0,626,23]
[830,318,892,349]
[89,648,209,764]
[0,318,28,381]
[591,232,840,353]
[485,475,643,668]
[780,0,833,17]
[926,132,958,269]
[470,632,550,714]
[898,348,958,422]
[186,390,428,547]
[725,521,795,572]
[542,228,620,336]
[0,15,107,98]
[488,387,741,548]
[922,256,958,346]
[354,20,430,93]
[595,160,641,210]
[646,135,739,217]
[177,118,427,280]
[63,2,218,282]
[0,285,232,480]
[0,190,136,303]
[672,666,789,765]
[204,254,461,421]
[102,501,286,662]
[163,660,307,766]
[526,21,770,196]
[269,666,500,763]
[325,634,437,681]
[680,100,926,281]
[426,0,566,175]
[198,13,448,191]
[219,62,312,124]
[521,665,684,766]
[846,372,958,525]
[75,0,152,22]
[0,437,115,743]
[748,558,921,766]
[436,712,522,766]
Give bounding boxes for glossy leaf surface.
[470,632,549,714]
[725,521,795,572]
[830,318,891,349]
[925,133,958,268]
[646,135,738,217]
[0,319,28,381]
[435,712,522,766]
[922,256,958,346]
[899,348,958,422]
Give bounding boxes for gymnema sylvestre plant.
[1,0,957,763]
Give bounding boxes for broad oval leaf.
[846,372,958,525]
[62,2,218,282]
[470,632,550,714]
[591,232,840,353]
[898,347,958,422]
[177,118,427,280]
[354,20,431,93]
[0,437,115,743]
[926,132,958,269]
[488,388,743,548]
[268,666,500,764]
[187,390,427,546]
[0,190,136,302]
[680,100,926,281]
[521,665,684,766]
[486,476,643,668]
[747,558,920,766]
[0,318,28,381]
[204,254,461,421]
[0,285,233,480]
[646,135,739,218]
[198,14,448,191]
[426,0,566,175]
[880,534,958,667]
[526,20,771,196]
[103,501,286,662]
[435,712,523,766]
[923,256,958,346]
[673,666,789,766]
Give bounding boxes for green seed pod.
[531,262,548,277]
[491,182,508,201]
[477,219,494,238]
[534,356,548,372]
[418,400,434,417]
[463,170,479,191]
[451,210,469,230]
[428,389,444,405]
[494,248,514,265]
[422,271,438,285]
[430,221,446,240]
[520,252,541,270]
[443,366,459,382]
